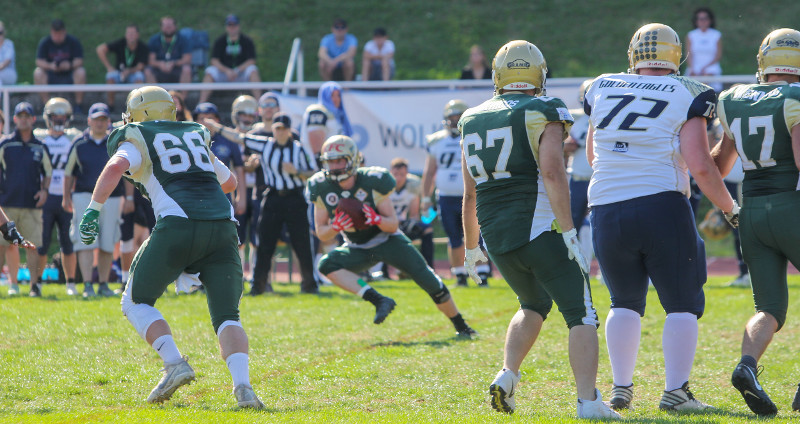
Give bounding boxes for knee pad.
[122,302,165,340]
[216,320,243,337]
[120,239,135,254]
[428,284,451,305]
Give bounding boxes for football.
[336,197,369,230]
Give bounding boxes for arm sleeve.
[213,156,231,183]
[784,97,800,131]
[687,88,718,120]
[113,142,142,174]
[716,99,735,139]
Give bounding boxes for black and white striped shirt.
[244,135,317,191]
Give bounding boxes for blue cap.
[225,14,240,25]
[14,102,34,116]
[193,102,219,117]
[88,103,110,118]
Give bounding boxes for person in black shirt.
[33,19,86,108]
[96,24,149,106]
[199,14,261,103]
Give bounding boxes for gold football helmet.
[492,40,547,94]
[627,23,682,73]
[123,86,176,123]
[443,99,468,134]
[320,135,362,182]
[578,79,593,108]
[43,97,72,131]
[231,95,258,130]
[757,28,800,83]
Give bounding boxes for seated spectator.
[0,21,17,86]
[460,45,491,80]
[362,28,395,81]
[199,14,261,103]
[318,18,357,81]
[33,19,86,109]
[144,16,192,87]
[96,24,148,107]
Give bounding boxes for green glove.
[79,209,100,245]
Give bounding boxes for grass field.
[2,275,800,423]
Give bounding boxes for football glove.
[562,228,589,274]
[723,201,740,228]
[464,246,488,286]
[399,219,426,240]
[1,221,25,245]
[362,204,382,226]
[331,210,354,232]
[79,208,101,245]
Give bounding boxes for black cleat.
[28,283,42,298]
[731,363,777,416]
[373,297,396,324]
[792,384,800,411]
[478,272,490,287]
[610,384,634,410]
[456,324,479,339]
[455,274,468,287]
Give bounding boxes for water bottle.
[421,207,437,225]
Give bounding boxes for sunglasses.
[333,25,346,30]
[260,102,278,108]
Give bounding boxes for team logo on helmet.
[507,59,531,69]
[777,38,800,48]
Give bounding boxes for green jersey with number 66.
[718,82,800,197]
[107,120,233,221]
[459,93,574,255]
[307,166,396,247]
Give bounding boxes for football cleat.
[792,383,800,411]
[146,356,196,404]
[28,282,42,298]
[373,297,396,324]
[455,274,468,287]
[577,388,622,419]
[726,274,751,288]
[610,383,634,410]
[66,283,78,296]
[489,368,520,414]
[82,283,96,298]
[97,283,116,297]
[233,384,265,409]
[456,324,479,339]
[659,381,713,411]
[478,272,490,287]
[731,363,777,416]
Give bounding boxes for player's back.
[108,120,233,221]
[718,82,800,197]
[585,73,716,206]
[459,93,573,254]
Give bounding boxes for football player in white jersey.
[34,97,81,295]
[422,99,490,286]
[564,80,595,260]
[585,23,739,412]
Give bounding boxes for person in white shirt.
[686,7,722,92]
[361,28,394,81]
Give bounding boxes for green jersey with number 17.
[107,120,233,221]
[459,93,574,255]
[718,82,800,197]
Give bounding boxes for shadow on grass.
[371,339,452,349]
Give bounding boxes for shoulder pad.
[669,75,715,97]
[426,129,449,145]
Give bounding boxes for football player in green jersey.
[307,135,477,337]
[78,86,264,408]
[461,40,619,419]
[712,28,800,416]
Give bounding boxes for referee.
[245,113,319,294]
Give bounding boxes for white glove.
[562,229,589,274]
[464,246,488,285]
[175,272,202,294]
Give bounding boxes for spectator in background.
[96,24,148,107]
[33,19,86,109]
[686,7,723,92]
[460,45,491,80]
[0,109,22,291]
[145,16,192,87]
[362,28,395,81]
[199,14,261,103]
[318,18,357,81]
[0,21,17,86]
[168,90,192,121]
[302,81,353,164]
[63,103,122,298]
[0,102,52,297]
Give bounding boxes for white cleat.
[726,274,751,288]
[234,384,265,409]
[578,388,622,419]
[7,283,19,295]
[489,368,520,414]
[146,356,196,404]
[659,381,713,411]
[66,283,78,296]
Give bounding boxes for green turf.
[2,275,800,422]
[3,1,800,86]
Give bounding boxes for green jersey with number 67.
[107,120,233,221]
[718,82,800,197]
[307,166,396,247]
[459,93,573,255]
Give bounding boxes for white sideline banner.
[275,86,577,173]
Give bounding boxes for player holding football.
[712,28,800,416]
[78,86,264,408]
[585,23,738,411]
[461,40,619,419]
[306,135,477,337]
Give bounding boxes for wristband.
[88,200,104,212]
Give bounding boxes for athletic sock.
[121,270,129,284]
[152,334,182,365]
[449,313,467,331]
[67,278,76,284]
[740,355,757,370]
[225,352,251,387]
[663,312,698,391]
[361,287,384,305]
[605,308,641,387]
